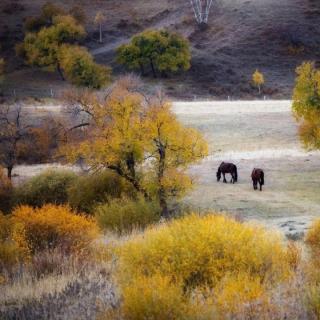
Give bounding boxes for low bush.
[95,197,160,234]
[67,171,135,214]
[114,214,296,319]
[306,219,320,256]
[0,213,30,272]
[12,204,99,254]
[13,170,77,208]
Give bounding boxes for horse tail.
[261,171,264,185]
[234,165,238,182]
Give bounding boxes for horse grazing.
[251,168,264,191]
[216,162,238,184]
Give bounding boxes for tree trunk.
[57,63,65,81]
[7,166,13,180]
[139,63,145,76]
[157,144,169,218]
[99,23,102,43]
[150,59,157,78]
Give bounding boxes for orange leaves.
[12,204,99,254]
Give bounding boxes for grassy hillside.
[1,0,320,99]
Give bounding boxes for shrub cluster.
[115,214,296,319]
[95,196,160,234]
[13,170,77,208]
[0,167,12,213]
[68,171,135,214]
[11,204,99,254]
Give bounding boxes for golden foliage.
[11,204,99,254]
[63,80,208,215]
[252,69,265,93]
[113,214,295,319]
[306,218,320,256]
[0,213,30,271]
[292,62,320,150]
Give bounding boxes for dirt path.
[173,100,320,238]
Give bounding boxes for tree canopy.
[292,62,320,149]
[61,77,208,217]
[19,8,111,89]
[117,30,191,77]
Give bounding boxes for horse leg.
[260,179,262,191]
[223,173,227,183]
[231,173,235,184]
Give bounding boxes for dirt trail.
[173,100,320,238]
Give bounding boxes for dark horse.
[216,162,238,184]
[251,168,264,191]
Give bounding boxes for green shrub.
[13,170,77,208]
[95,197,160,233]
[67,171,136,214]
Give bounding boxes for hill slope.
[1,0,320,99]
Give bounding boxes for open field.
[11,100,320,238]
[173,100,320,238]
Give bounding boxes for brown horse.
[251,168,264,191]
[217,162,238,184]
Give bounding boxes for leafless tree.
[190,0,214,28]
[0,104,60,179]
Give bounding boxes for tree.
[21,15,86,79]
[292,62,320,150]
[58,45,111,88]
[61,77,208,217]
[252,69,265,94]
[94,11,106,44]
[69,5,86,25]
[0,105,56,179]
[117,30,191,78]
[189,0,214,29]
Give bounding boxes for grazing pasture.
[173,100,320,238]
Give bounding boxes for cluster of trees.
[292,62,320,150]
[17,2,111,89]
[117,30,191,78]
[0,76,207,218]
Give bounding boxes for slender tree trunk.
[99,23,102,43]
[157,144,169,218]
[150,59,157,78]
[139,63,145,76]
[7,166,13,180]
[57,63,65,81]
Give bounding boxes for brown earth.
[1,0,320,99]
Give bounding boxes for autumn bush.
[67,171,135,214]
[13,170,77,208]
[95,197,160,234]
[11,204,99,254]
[0,213,30,272]
[114,214,296,319]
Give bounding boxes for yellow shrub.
[306,219,320,257]
[0,213,30,271]
[12,204,99,254]
[119,214,293,289]
[214,273,269,317]
[115,214,295,319]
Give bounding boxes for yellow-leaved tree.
[61,77,208,217]
[252,69,265,94]
[292,62,320,150]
